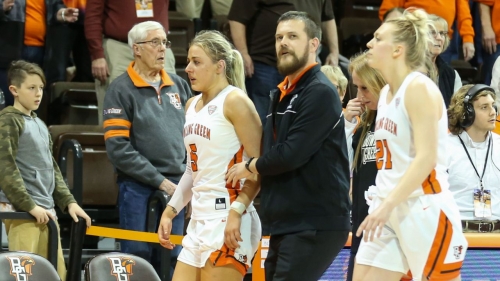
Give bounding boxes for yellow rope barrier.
[86,226,183,245]
[85,228,500,249]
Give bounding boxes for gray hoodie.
[0,106,75,212]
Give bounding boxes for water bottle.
[0,90,5,110]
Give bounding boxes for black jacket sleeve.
[256,83,343,175]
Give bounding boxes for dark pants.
[0,45,45,107]
[117,179,185,281]
[68,24,93,82]
[265,230,349,281]
[346,235,362,281]
[245,61,283,126]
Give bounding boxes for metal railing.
[66,189,174,281]
[58,139,84,205]
[58,138,173,281]
[0,212,58,269]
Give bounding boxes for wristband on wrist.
[230,201,246,215]
[245,157,255,173]
[61,9,66,22]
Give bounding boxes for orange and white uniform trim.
[178,85,261,275]
[356,72,468,280]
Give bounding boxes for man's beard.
[277,46,309,76]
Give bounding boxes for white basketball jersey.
[184,85,254,220]
[374,72,449,198]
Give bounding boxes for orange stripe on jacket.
[277,63,318,102]
[103,119,132,129]
[208,244,248,276]
[104,130,130,140]
[422,169,442,194]
[423,211,462,280]
[126,62,174,88]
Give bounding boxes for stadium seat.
[49,125,118,207]
[451,60,480,84]
[50,82,98,125]
[85,252,161,281]
[343,0,380,18]
[0,251,61,281]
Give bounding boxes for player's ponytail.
[386,8,431,71]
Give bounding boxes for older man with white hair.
[103,21,191,280]
[85,0,177,125]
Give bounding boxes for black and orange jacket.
[255,64,351,235]
[103,63,191,188]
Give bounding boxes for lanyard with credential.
[458,135,491,191]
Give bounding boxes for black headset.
[460,84,498,128]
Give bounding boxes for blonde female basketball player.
[353,8,468,281]
[157,30,262,281]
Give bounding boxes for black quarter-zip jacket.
[255,64,351,235]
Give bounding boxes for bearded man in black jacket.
[227,11,350,281]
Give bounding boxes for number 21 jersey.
[374,72,449,198]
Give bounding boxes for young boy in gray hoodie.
[0,60,91,281]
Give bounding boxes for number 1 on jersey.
[376,139,392,170]
[189,143,199,172]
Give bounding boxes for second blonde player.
[157,30,262,281]
[353,8,468,281]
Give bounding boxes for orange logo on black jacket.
[107,257,136,281]
[7,256,35,281]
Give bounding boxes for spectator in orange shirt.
[475,0,499,85]
[379,0,475,62]
[0,0,78,107]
